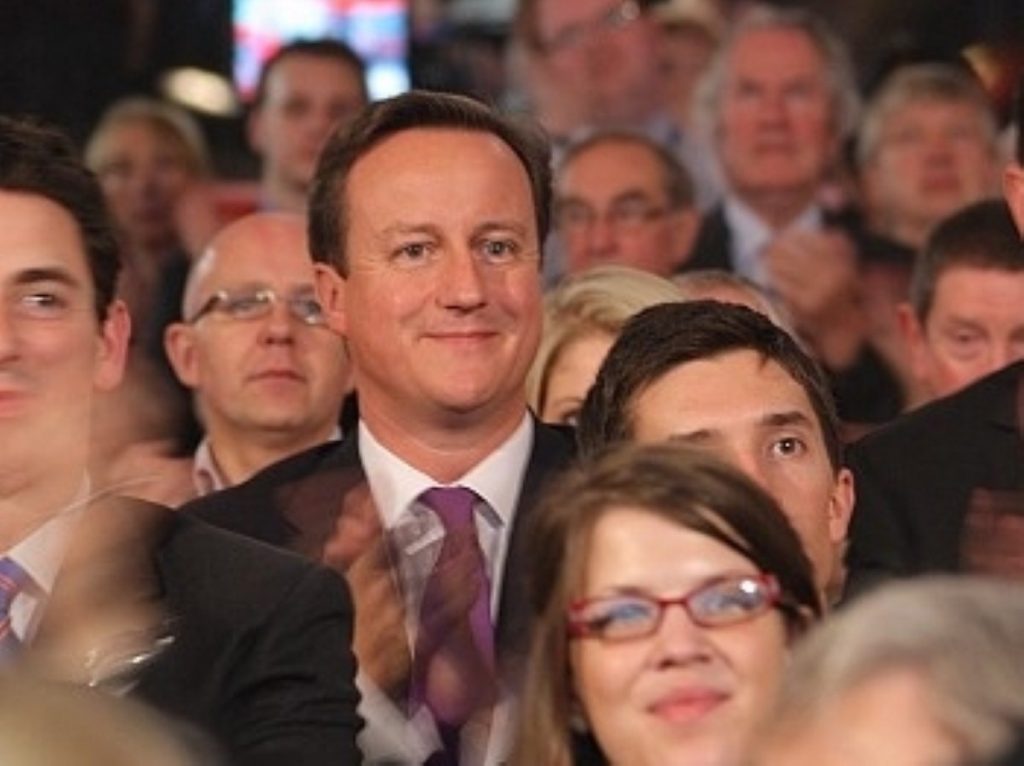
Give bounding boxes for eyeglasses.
[541,0,644,53]
[555,197,668,234]
[568,573,782,641]
[188,287,326,326]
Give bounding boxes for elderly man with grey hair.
[687,4,903,425]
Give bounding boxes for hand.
[322,488,412,699]
[345,538,412,700]
[764,229,867,369]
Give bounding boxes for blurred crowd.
[0,0,1023,763]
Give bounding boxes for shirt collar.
[358,414,534,531]
[723,195,824,286]
[7,476,92,596]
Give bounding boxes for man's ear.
[315,262,347,336]
[1004,164,1024,236]
[94,299,131,392]
[163,322,200,389]
[897,302,931,388]
[827,466,855,545]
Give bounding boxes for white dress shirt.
[356,414,534,766]
[723,194,824,288]
[7,478,92,643]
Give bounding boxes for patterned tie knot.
[0,558,28,612]
[420,486,477,534]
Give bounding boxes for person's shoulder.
[158,512,347,620]
[850,361,1024,457]
[183,438,354,523]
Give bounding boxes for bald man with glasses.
[164,212,351,496]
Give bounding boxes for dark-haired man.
[249,39,369,213]
[578,300,854,600]
[186,91,575,763]
[844,99,1024,591]
[898,199,1024,407]
[0,116,360,762]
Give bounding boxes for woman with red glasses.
[514,443,821,765]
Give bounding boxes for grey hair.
[692,4,861,146]
[772,577,1024,762]
[856,62,999,167]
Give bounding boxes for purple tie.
[0,558,29,663]
[412,487,497,764]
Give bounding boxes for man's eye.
[480,239,519,261]
[392,242,432,265]
[771,437,806,458]
[14,291,70,319]
[224,295,267,316]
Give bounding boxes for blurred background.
[0,0,1021,179]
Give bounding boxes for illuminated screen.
[233,0,410,101]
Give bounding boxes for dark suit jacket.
[845,361,1024,597]
[37,500,362,765]
[183,419,577,676]
[683,204,733,273]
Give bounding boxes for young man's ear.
[94,300,131,392]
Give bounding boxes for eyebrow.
[664,409,815,442]
[13,267,82,289]
[760,410,815,430]
[471,220,530,239]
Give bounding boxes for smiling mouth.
[648,689,729,724]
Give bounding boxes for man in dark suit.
[845,91,1024,594]
[185,91,576,764]
[0,116,361,763]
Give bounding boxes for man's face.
[0,190,127,473]
[166,215,349,444]
[626,349,853,592]
[249,54,366,196]
[904,266,1024,400]
[863,99,999,240]
[321,128,542,434]
[555,140,698,276]
[534,0,663,126]
[716,27,836,206]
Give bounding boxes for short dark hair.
[308,89,552,273]
[910,200,1024,322]
[556,129,695,210]
[577,300,842,471]
[251,38,369,109]
[0,116,120,320]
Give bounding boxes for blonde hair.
[527,265,681,414]
[85,97,210,178]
